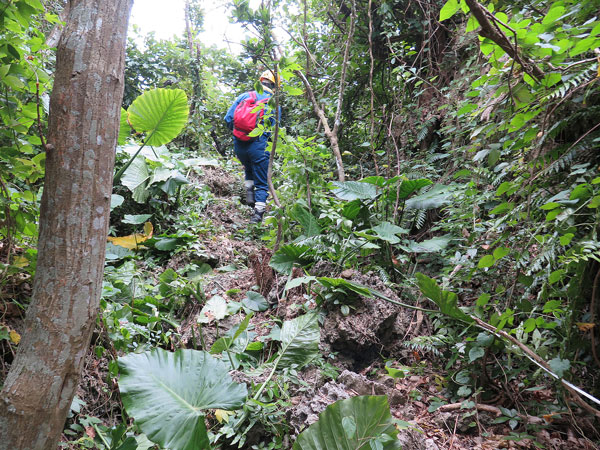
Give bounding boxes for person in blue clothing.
[224,70,279,224]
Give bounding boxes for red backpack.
[233,92,269,141]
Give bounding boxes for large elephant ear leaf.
[278,313,320,369]
[293,396,401,449]
[118,348,248,450]
[127,88,189,146]
[118,107,130,145]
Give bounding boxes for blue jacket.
[224,90,277,144]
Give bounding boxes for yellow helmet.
[259,69,281,86]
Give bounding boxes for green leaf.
[371,221,409,244]
[523,318,536,333]
[401,236,451,253]
[342,200,362,219]
[118,348,247,450]
[439,0,460,22]
[405,184,453,210]
[111,194,124,210]
[197,296,228,323]
[154,238,179,251]
[278,313,320,369]
[317,277,374,298]
[493,247,510,260]
[468,346,485,362]
[118,107,130,145]
[293,396,401,450]
[490,202,514,215]
[121,155,149,193]
[128,88,189,146]
[478,255,496,268]
[548,357,570,378]
[548,269,564,285]
[242,291,268,312]
[122,214,152,225]
[270,244,312,274]
[331,181,379,201]
[415,273,473,323]
[283,85,303,96]
[398,178,433,199]
[466,15,479,32]
[290,204,321,237]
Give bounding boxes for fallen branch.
[439,402,546,424]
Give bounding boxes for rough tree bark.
[0,1,133,448]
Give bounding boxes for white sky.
[130,0,262,51]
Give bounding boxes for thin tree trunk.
[0,1,132,448]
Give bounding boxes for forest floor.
[1,164,598,450]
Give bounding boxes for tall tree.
[0,1,133,448]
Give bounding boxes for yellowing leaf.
[12,255,28,268]
[9,330,21,344]
[576,322,595,332]
[107,222,154,249]
[215,409,231,424]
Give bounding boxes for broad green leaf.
[398,178,433,200]
[468,346,485,362]
[493,247,510,260]
[542,5,565,25]
[197,295,228,323]
[371,221,409,244]
[439,0,460,21]
[293,396,401,450]
[121,155,149,192]
[270,244,312,274]
[285,276,318,290]
[242,291,268,312]
[122,214,152,225]
[415,273,473,323]
[128,88,189,146]
[401,236,451,253]
[118,107,130,145]
[105,242,134,261]
[342,200,362,219]
[548,357,570,378]
[466,15,479,32]
[118,348,247,450]
[278,313,320,369]
[405,184,453,210]
[111,194,124,210]
[331,181,379,201]
[317,277,374,298]
[291,204,321,237]
[478,255,495,268]
[490,202,514,215]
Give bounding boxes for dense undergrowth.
[1,0,600,448]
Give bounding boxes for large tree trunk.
[0,1,132,448]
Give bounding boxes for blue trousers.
[234,138,270,204]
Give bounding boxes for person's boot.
[245,187,255,208]
[250,202,266,224]
[244,180,255,207]
[250,208,264,224]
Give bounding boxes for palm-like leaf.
[331,181,379,201]
[128,88,189,146]
[293,396,401,449]
[118,348,247,450]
